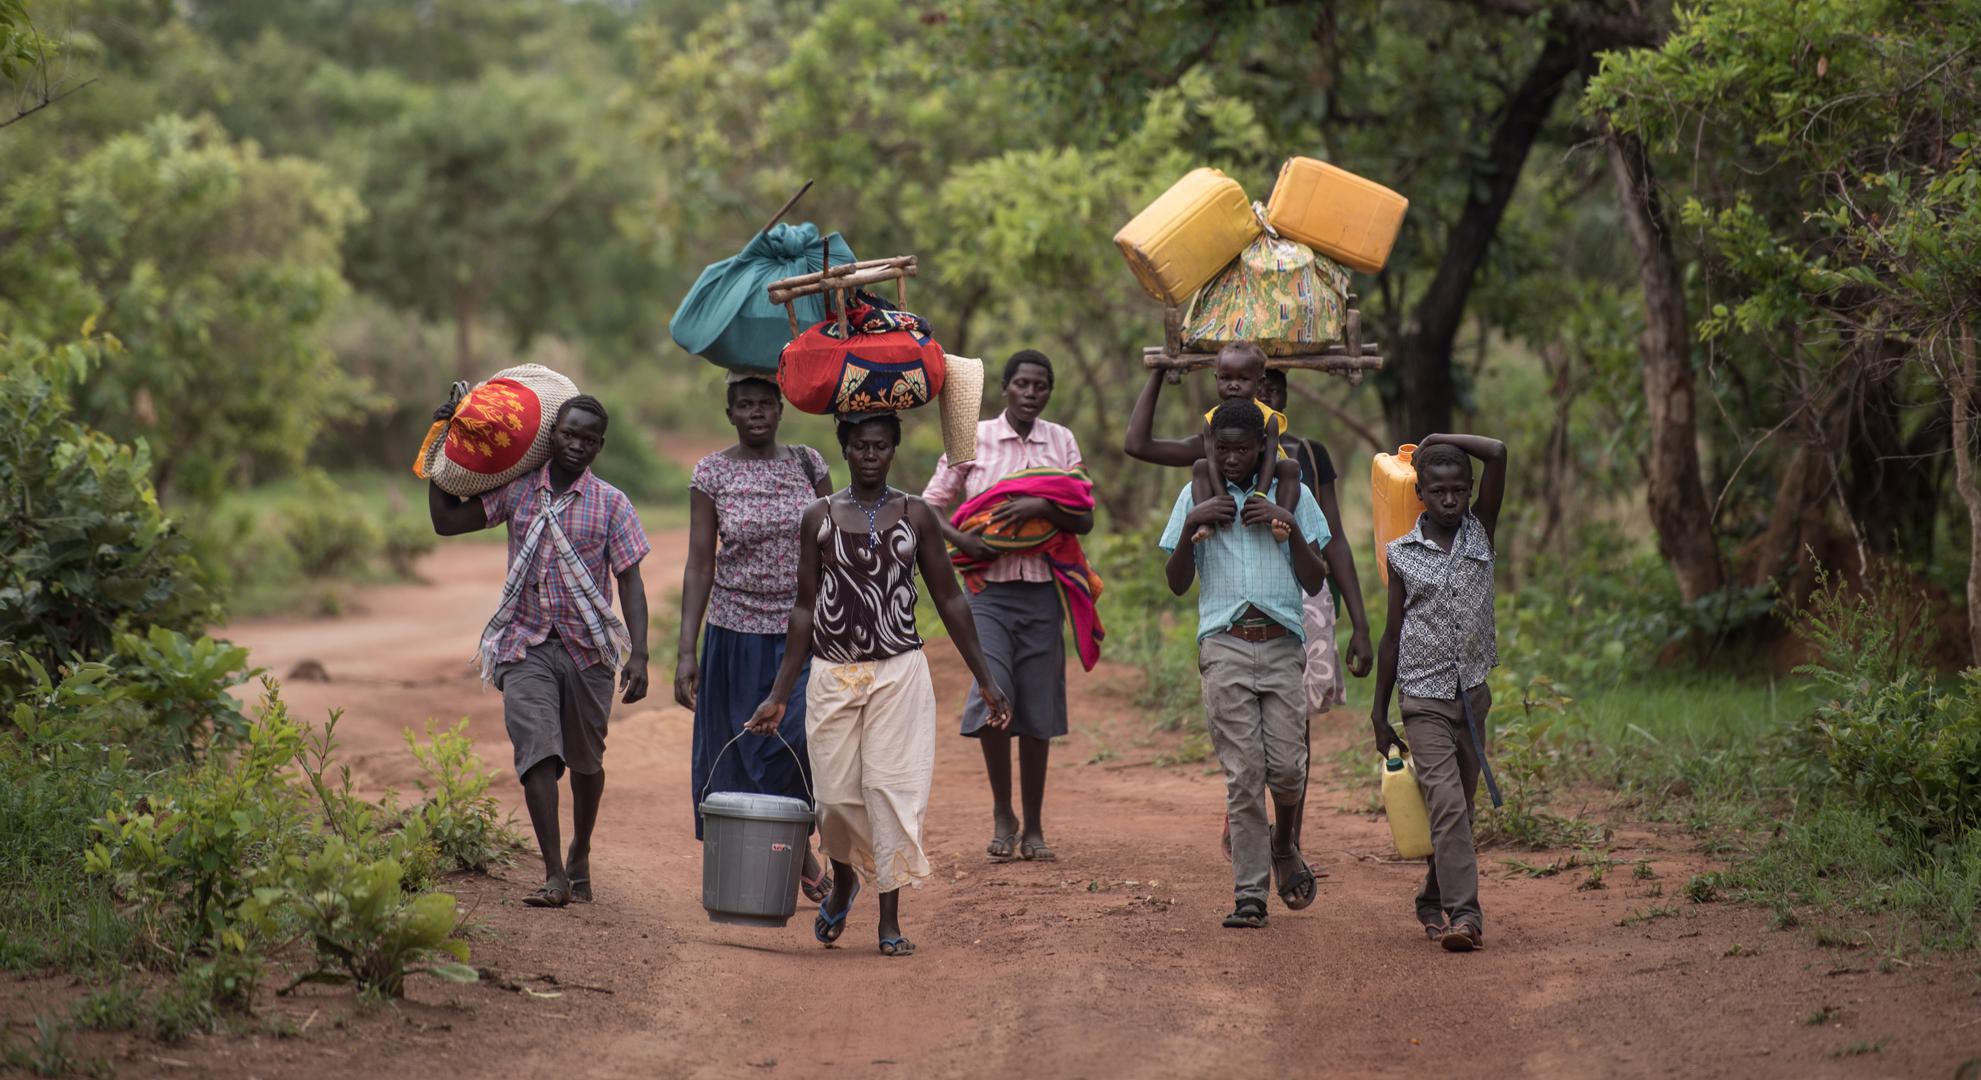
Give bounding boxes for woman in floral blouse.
[676,374,835,899]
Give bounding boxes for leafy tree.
[0,114,364,501]
[1589,0,1980,650]
[952,0,1664,442]
[345,67,668,371]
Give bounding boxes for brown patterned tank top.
[812,512,922,663]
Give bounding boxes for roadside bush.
[84,682,312,969]
[382,517,439,578]
[0,355,218,697]
[277,839,476,998]
[403,719,521,873]
[3,629,256,763]
[1796,566,1981,841]
[283,471,386,578]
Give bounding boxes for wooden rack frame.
[1143,302,1386,385]
[766,249,917,337]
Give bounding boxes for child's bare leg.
[1268,457,1301,542]
[1191,457,1219,543]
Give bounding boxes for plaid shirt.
[1157,477,1329,641]
[479,466,650,671]
[922,413,1084,583]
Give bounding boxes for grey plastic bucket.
[697,731,816,927]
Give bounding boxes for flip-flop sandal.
[800,866,833,904]
[986,834,1018,863]
[1221,898,1268,929]
[1272,849,1318,911]
[522,882,571,908]
[569,878,593,904]
[878,936,916,957]
[812,877,861,946]
[1019,839,1057,863]
[1422,921,1447,942]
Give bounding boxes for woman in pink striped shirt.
[922,350,1091,863]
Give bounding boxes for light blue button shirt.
[1157,478,1330,641]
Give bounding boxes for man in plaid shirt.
[430,393,651,909]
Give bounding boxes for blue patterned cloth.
[1157,478,1329,641]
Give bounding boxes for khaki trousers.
[1199,633,1309,905]
[1401,683,1492,930]
[806,650,937,893]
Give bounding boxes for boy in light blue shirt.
[1158,398,1330,929]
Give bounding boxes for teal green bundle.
[670,223,857,374]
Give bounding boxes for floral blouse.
[691,446,828,635]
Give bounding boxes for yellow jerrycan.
[1371,444,1427,586]
[1380,752,1433,858]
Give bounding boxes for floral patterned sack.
[1182,230,1350,356]
[413,363,580,497]
[777,298,947,416]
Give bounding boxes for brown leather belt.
[1223,621,1289,643]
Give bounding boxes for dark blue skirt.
[691,624,813,839]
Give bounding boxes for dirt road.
[90,523,1981,1078]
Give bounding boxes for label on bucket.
[769,842,791,852]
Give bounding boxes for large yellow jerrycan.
[1380,752,1433,858]
[1371,444,1427,586]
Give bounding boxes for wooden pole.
[756,179,815,239]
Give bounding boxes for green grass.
[0,753,139,975]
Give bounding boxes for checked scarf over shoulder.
[474,486,631,685]
[950,467,1105,671]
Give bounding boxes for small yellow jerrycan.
[1380,752,1433,858]
[1371,444,1427,586]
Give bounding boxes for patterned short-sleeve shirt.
[690,446,827,634]
[1386,510,1498,699]
[479,466,651,671]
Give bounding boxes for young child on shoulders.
[1124,342,1304,543]
[1369,433,1507,953]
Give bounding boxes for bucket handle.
[699,727,816,812]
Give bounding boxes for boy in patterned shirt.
[1369,433,1507,952]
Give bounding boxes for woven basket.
[413,363,580,497]
[938,355,985,465]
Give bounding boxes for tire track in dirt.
[64,524,1981,1079]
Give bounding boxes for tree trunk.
[1393,34,1588,443]
[1949,325,1981,667]
[1607,131,1724,602]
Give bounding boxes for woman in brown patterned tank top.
[748,413,1011,958]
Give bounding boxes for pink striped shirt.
[921,413,1085,583]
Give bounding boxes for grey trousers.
[494,636,615,780]
[1199,633,1309,905]
[1401,683,1492,930]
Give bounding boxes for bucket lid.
[698,791,816,823]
